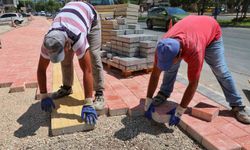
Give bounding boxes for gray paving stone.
[122,47,139,53]
[140,47,156,54]
[134,29,144,34]
[117,34,141,43]
[140,53,154,59]
[119,65,137,71]
[122,42,140,48]
[124,29,135,35]
[109,30,125,36]
[107,53,113,59]
[140,41,157,48]
[137,63,148,70]
[122,51,140,57]
[127,24,140,29]
[115,57,146,66]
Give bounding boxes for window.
[1,14,11,18]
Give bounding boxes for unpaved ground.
[0,88,205,150]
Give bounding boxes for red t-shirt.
[160,15,222,81]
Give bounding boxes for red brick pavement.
[0,17,250,150]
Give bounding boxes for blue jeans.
[160,37,243,107]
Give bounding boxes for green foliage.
[218,18,250,26]
[45,0,62,13]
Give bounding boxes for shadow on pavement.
[114,116,174,141]
[14,102,50,138]
[242,89,250,103]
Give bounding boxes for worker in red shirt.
[145,15,250,125]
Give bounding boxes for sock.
[95,90,103,96]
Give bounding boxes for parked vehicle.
[0,13,24,25]
[89,0,117,5]
[146,7,188,30]
[21,12,31,17]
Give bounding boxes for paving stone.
[0,82,12,88]
[110,30,125,36]
[119,65,137,71]
[112,56,121,64]
[101,45,111,51]
[140,35,158,41]
[122,51,140,57]
[116,17,127,25]
[115,25,128,30]
[147,62,154,68]
[115,11,139,17]
[121,47,139,53]
[101,19,118,25]
[124,29,135,35]
[140,41,157,48]
[107,53,113,59]
[108,59,119,68]
[117,34,140,43]
[134,29,144,34]
[235,135,250,150]
[127,24,140,29]
[202,133,241,150]
[51,64,95,136]
[111,40,117,46]
[122,42,140,48]
[25,82,38,88]
[191,102,220,122]
[140,52,154,58]
[116,45,123,51]
[216,123,248,139]
[137,63,148,70]
[116,41,123,46]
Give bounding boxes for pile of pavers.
[96,4,159,76]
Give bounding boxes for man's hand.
[144,97,155,119]
[81,98,98,125]
[167,105,186,126]
[41,97,55,113]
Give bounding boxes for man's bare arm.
[180,79,199,108]
[78,50,93,98]
[146,62,162,98]
[37,55,50,93]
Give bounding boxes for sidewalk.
[0,16,249,150]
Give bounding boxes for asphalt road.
[140,23,250,106]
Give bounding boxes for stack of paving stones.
[100,23,158,76]
[114,4,140,24]
[96,4,158,76]
[95,5,115,19]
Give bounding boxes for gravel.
[0,88,205,150]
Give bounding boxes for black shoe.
[152,91,169,106]
[51,85,72,99]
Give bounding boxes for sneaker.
[232,106,250,124]
[93,95,105,111]
[152,91,168,106]
[51,85,72,99]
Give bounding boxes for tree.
[241,0,250,18]
[45,0,62,13]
